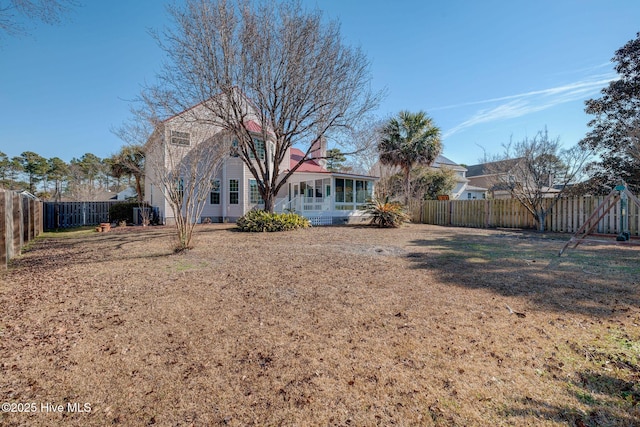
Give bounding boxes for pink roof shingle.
[290,148,328,173]
[244,120,263,133]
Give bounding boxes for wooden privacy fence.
[411,194,640,235]
[43,201,120,230]
[0,189,43,269]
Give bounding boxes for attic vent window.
[170,130,190,146]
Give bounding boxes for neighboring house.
[371,154,486,200]
[111,186,137,201]
[466,159,559,199]
[431,155,487,200]
[144,100,377,225]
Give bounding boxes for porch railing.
[273,196,331,213]
[302,196,330,212]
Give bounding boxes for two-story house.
[144,100,377,226]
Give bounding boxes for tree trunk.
[134,175,143,203]
[536,210,547,232]
[404,167,411,206]
[263,191,275,213]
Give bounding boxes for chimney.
[310,137,327,168]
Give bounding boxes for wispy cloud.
[441,73,617,138]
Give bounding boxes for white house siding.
[143,112,229,224]
[144,98,377,225]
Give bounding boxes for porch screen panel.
[345,179,354,203]
[315,180,323,198]
[335,179,345,203]
[356,180,365,203]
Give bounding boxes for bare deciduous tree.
[140,0,380,212]
[487,129,591,231]
[0,0,77,38]
[342,116,386,175]
[146,122,226,250]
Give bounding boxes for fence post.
[0,191,5,269]
[13,193,22,258]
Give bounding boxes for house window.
[170,130,190,146]
[210,179,220,204]
[176,177,184,201]
[468,193,472,199]
[229,179,239,204]
[249,138,265,160]
[230,139,239,157]
[249,179,263,204]
[269,142,275,163]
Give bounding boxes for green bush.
[109,201,150,224]
[236,210,311,232]
[364,197,410,228]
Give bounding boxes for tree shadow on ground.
[503,394,639,427]
[10,228,177,271]
[404,232,640,426]
[10,224,237,273]
[405,233,640,318]
[502,366,640,427]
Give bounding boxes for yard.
[1,224,639,426]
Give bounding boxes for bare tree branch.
[486,129,592,231]
[0,0,77,38]
[140,0,380,212]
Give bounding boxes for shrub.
[236,210,311,232]
[364,197,410,228]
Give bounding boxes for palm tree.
[378,111,442,204]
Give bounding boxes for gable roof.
[289,148,378,179]
[433,154,459,167]
[466,158,523,177]
[290,148,327,172]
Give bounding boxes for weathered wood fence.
[43,201,120,230]
[0,189,43,269]
[411,195,640,235]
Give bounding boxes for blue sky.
[1,0,639,166]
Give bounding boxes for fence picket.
[412,194,640,236]
[43,201,120,230]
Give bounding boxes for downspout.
[222,157,228,222]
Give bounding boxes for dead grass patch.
[1,224,639,426]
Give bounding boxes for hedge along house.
[144,99,378,226]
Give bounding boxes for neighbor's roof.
[465,184,488,192]
[466,158,523,177]
[433,154,462,168]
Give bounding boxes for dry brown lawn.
[1,223,639,426]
